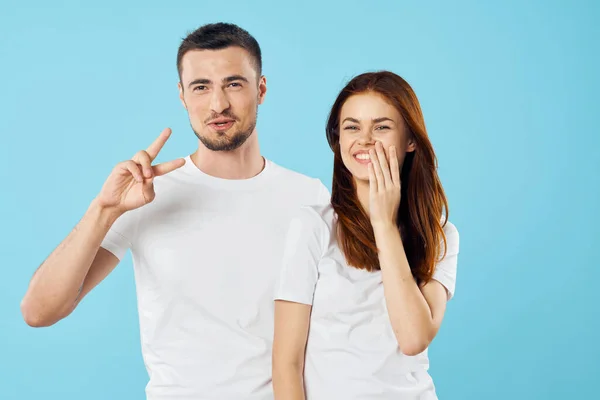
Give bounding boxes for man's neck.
[189,134,265,180]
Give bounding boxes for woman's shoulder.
[440,217,459,252]
[442,218,458,236]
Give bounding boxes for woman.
[272,71,459,399]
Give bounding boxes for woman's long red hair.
[326,71,449,284]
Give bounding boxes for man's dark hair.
[177,22,262,82]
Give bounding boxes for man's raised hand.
[95,128,185,214]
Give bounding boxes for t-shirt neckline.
[180,155,273,190]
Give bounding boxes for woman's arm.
[368,143,454,356]
[374,224,450,356]
[272,300,312,400]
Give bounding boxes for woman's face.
[339,92,415,183]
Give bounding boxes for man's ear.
[257,75,267,105]
[178,82,187,109]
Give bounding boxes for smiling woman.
[328,72,449,282]
[272,71,459,400]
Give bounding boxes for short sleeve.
[274,206,328,305]
[432,221,459,300]
[100,209,139,260]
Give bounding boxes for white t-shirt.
[100,155,330,400]
[274,204,459,400]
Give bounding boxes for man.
[21,22,329,399]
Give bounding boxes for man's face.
[178,47,266,151]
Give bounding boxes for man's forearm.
[21,199,121,326]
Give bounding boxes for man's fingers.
[121,160,143,183]
[153,158,186,176]
[146,128,172,161]
[141,180,156,204]
[132,150,153,178]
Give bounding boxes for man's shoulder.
[268,160,330,201]
[268,160,322,185]
[298,203,335,225]
[290,202,335,242]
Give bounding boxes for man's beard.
[192,108,258,152]
[194,122,255,151]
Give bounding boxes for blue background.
[1,0,598,399]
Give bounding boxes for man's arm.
[21,199,121,327]
[20,127,185,327]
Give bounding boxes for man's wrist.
[89,198,123,229]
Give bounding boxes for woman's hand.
[368,141,401,228]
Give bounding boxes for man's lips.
[207,119,235,131]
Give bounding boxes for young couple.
[21,22,459,400]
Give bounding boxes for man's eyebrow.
[188,78,211,88]
[187,76,249,88]
[224,75,249,83]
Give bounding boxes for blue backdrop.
[1,0,598,399]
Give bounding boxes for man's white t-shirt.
[100,156,330,400]
[274,204,459,400]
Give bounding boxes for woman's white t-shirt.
[274,204,459,400]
